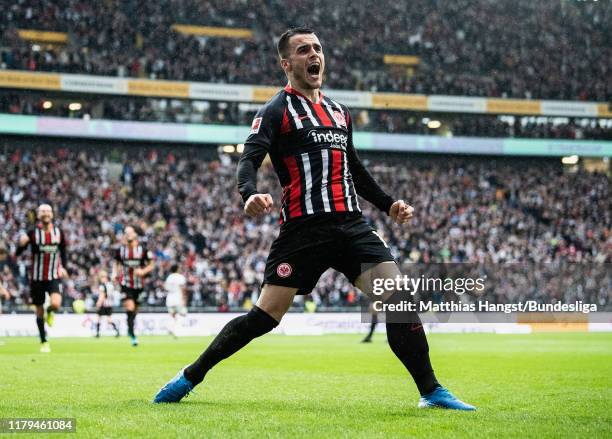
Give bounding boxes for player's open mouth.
[307,62,321,79]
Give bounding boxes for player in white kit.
[164,264,187,338]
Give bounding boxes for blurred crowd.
[368,112,612,140]
[2,92,611,140]
[0,145,610,312]
[1,0,610,101]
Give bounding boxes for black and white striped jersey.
[99,282,117,307]
[238,85,394,223]
[25,224,67,282]
[114,243,152,289]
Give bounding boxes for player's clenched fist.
[389,200,414,225]
[245,193,274,217]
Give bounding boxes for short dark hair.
[170,264,179,273]
[277,26,316,59]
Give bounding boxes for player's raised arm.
[15,232,30,256]
[237,104,281,217]
[96,284,106,309]
[141,258,155,277]
[237,144,274,217]
[111,252,121,284]
[136,249,155,277]
[59,230,69,278]
[344,109,395,212]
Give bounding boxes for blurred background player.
[361,303,379,343]
[95,270,120,338]
[15,204,68,353]
[112,226,154,346]
[164,264,187,338]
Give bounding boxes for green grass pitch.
[1,333,610,438]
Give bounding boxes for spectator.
[0,145,609,310]
[0,0,609,101]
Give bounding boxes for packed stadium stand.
[1,0,610,100]
[0,1,610,313]
[0,139,609,311]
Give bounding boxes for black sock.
[127,311,136,337]
[110,322,119,334]
[366,313,378,338]
[36,317,46,343]
[386,314,440,396]
[184,306,278,385]
[96,322,100,336]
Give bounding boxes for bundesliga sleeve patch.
[332,111,346,127]
[250,117,263,134]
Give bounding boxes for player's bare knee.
[256,284,297,322]
[256,303,287,323]
[49,293,62,309]
[356,261,401,302]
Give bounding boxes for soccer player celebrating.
[95,270,120,338]
[155,27,475,410]
[164,264,187,338]
[112,226,154,346]
[16,204,68,353]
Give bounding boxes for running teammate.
[164,264,187,338]
[155,27,475,410]
[112,226,154,346]
[361,303,378,343]
[95,270,120,338]
[15,204,68,353]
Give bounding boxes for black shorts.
[121,286,144,304]
[264,213,394,295]
[30,280,62,306]
[98,307,113,316]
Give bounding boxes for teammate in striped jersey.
[112,226,154,346]
[15,204,68,353]
[155,27,475,411]
[95,270,120,338]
